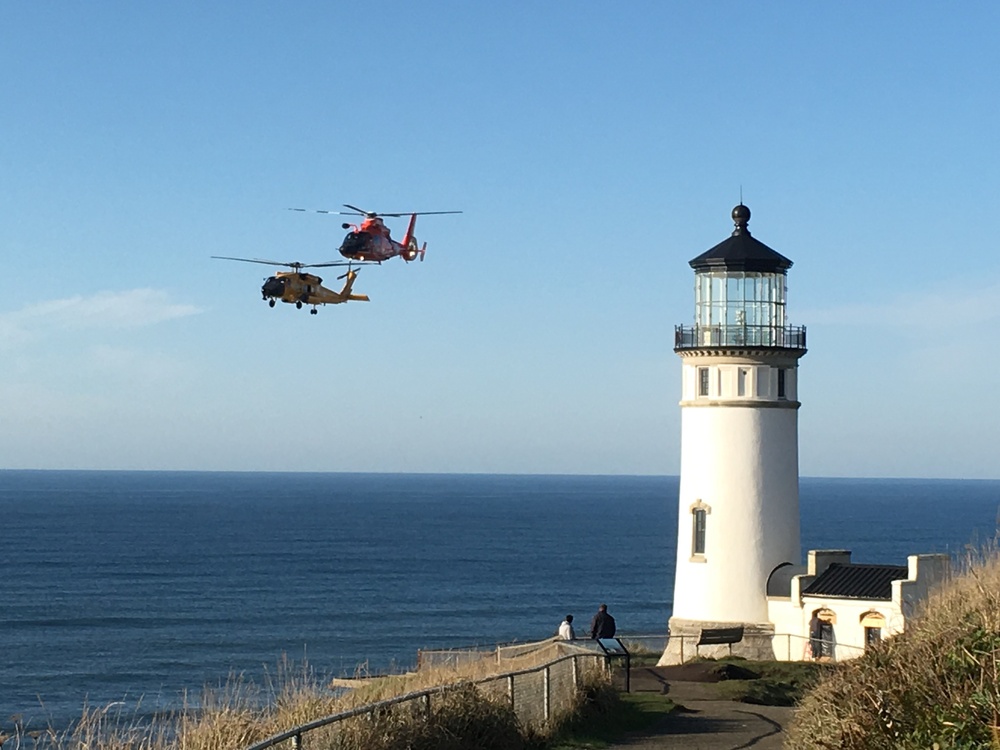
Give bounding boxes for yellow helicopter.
[211,256,369,314]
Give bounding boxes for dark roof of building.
[802,563,909,601]
[689,204,793,273]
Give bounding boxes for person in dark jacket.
[590,603,616,639]
[809,612,822,659]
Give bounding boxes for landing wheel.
[296,301,302,309]
[268,299,275,308]
[310,308,318,315]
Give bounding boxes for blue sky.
[1,2,997,478]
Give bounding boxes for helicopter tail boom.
[400,213,419,261]
[337,269,370,302]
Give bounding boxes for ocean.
[2,471,998,730]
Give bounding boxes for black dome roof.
[689,204,793,273]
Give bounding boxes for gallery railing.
[674,324,807,350]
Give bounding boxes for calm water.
[2,471,998,729]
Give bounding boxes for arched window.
[861,611,885,649]
[689,500,711,558]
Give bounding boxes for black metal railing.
[674,324,807,350]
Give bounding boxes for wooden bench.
[696,626,745,656]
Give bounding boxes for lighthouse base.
[657,617,776,665]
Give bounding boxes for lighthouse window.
[777,369,787,399]
[692,508,707,555]
[738,368,748,396]
[698,367,710,396]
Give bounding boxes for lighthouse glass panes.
[694,271,786,346]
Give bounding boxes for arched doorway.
[809,608,836,660]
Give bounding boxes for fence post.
[571,655,578,688]
[422,693,431,717]
[507,674,515,710]
[543,665,551,723]
[291,734,301,750]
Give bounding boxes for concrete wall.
[673,402,801,623]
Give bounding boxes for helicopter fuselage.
[261,270,368,312]
[338,232,419,262]
[338,214,422,263]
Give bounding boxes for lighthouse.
[660,204,807,663]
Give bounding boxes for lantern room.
[675,204,806,350]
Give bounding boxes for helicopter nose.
[339,232,366,258]
[261,277,285,298]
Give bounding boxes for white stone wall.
[673,401,801,623]
[803,597,898,658]
[896,554,951,619]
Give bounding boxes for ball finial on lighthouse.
[731,203,750,235]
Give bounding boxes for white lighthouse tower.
[661,204,807,663]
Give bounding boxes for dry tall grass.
[6,643,600,750]
[787,546,1000,749]
[340,639,565,707]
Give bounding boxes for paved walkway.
[606,667,794,750]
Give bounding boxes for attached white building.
[659,205,949,664]
[765,549,949,662]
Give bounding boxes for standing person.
[809,612,822,660]
[590,603,616,639]
[558,614,575,640]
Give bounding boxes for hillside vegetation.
[4,646,606,750]
[787,548,1000,749]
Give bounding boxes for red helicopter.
[288,204,461,263]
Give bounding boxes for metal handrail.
[244,651,598,750]
[674,324,807,350]
[667,631,867,663]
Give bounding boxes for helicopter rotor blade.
[291,205,462,219]
[376,210,464,217]
[305,260,367,268]
[342,204,372,216]
[213,255,378,271]
[212,255,297,268]
[287,207,364,216]
[337,266,361,280]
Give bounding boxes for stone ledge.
[658,617,776,665]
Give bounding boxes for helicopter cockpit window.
[262,277,286,296]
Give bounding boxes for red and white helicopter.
[288,204,461,263]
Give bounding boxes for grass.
[340,639,565,706]
[542,655,825,748]
[705,658,834,706]
[547,689,677,749]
